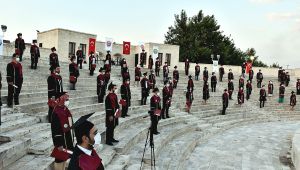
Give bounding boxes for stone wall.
[2,42,52,60]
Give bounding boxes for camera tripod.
[140,126,156,170]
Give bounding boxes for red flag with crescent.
[88,38,96,55]
[246,62,252,74]
[123,41,131,55]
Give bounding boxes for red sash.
[79,150,102,170]
[70,76,76,83]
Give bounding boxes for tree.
[165,10,267,66]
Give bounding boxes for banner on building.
[246,62,252,73]
[123,41,131,55]
[153,46,159,68]
[88,38,96,55]
[105,38,113,52]
[212,60,219,73]
[0,36,3,56]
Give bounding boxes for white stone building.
[37,28,180,68]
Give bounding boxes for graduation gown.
[51,106,74,154]
[121,83,131,107]
[49,52,60,68]
[228,72,234,80]
[68,145,104,170]
[260,89,267,101]
[69,63,80,83]
[15,38,25,55]
[105,93,120,127]
[47,73,63,99]
[30,44,40,63]
[135,67,141,81]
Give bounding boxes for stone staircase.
[0,53,299,169]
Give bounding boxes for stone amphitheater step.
[5,155,53,170]
[0,139,31,170]
[0,123,50,142]
[0,114,39,133]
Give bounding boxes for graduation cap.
[32,39,37,43]
[143,72,147,76]
[108,82,116,91]
[72,112,95,143]
[188,75,192,78]
[70,55,76,61]
[174,66,177,69]
[49,65,59,72]
[224,89,228,91]
[51,47,56,51]
[17,33,22,36]
[292,91,295,94]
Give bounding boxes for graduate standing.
[50,92,74,170]
[150,88,161,135]
[6,53,23,107]
[121,79,131,118]
[15,33,26,62]
[97,68,106,103]
[222,89,229,115]
[68,113,104,170]
[259,85,267,108]
[69,55,79,90]
[105,83,120,146]
[47,66,64,122]
[30,39,40,69]
[173,66,179,89]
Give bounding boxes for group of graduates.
[5,36,300,170]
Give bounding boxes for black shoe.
[121,116,126,118]
[166,115,170,118]
[112,139,119,143]
[153,132,160,135]
[106,142,113,146]
[125,114,130,117]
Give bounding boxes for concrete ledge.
[292,129,300,170]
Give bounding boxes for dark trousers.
[155,69,160,77]
[185,69,189,76]
[219,75,223,82]
[229,91,233,100]
[90,69,95,76]
[48,106,54,123]
[70,83,76,90]
[121,105,128,117]
[106,124,115,143]
[246,92,250,100]
[211,83,216,92]
[19,51,24,62]
[31,58,38,69]
[7,83,22,106]
[151,115,159,133]
[285,81,289,87]
[77,60,83,69]
[195,74,199,81]
[173,81,178,89]
[141,91,148,105]
[257,80,262,88]
[260,100,265,108]
[222,105,227,115]
[162,103,169,118]
[98,92,105,103]
[297,89,300,95]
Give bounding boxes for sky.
[0,0,299,68]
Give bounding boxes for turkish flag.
[246,62,252,74]
[123,41,130,55]
[88,38,96,55]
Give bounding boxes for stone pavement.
[185,121,300,170]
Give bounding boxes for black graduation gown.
[121,84,131,107]
[47,73,63,99]
[105,93,120,127]
[15,38,25,54]
[49,53,60,68]
[30,44,40,63]
[69,63,80,83]
[6,62,23,87]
